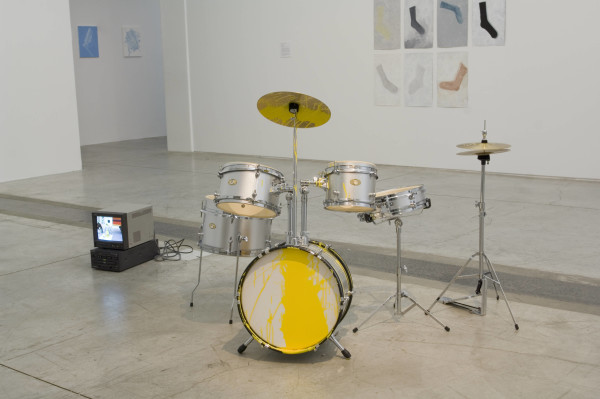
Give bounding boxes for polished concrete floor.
[1,137,599,398]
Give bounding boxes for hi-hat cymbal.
[456,141,511,156]
[457,148,510,156]
[257,91,331,128]
[456,142,511,150]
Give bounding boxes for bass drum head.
[238,242,351,354]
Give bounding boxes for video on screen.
[96,216,123,243]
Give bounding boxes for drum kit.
[189,94,519,360]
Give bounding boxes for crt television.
[92,204,154,250]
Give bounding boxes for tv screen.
[95,215,124,244]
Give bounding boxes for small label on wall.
[280,42,291,58]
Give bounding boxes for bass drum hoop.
[237,241,352,354]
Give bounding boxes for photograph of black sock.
[409,6,425,35]
[479,2,498,38]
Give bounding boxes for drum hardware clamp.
[426,121,519,331]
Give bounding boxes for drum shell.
[375,185,428,217]
[215,162,284,218]
[322,161,378,212]
[199,197,272,256]
[237,241,353,354]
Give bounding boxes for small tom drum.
[375,185,430,217]
[215,162,284,219]
[322,160,378,212]
[200,196,272,256]
[237,241,353,354]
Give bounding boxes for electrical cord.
[154,238,194,261]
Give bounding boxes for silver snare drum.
[375,185,430,218]
[200,196,272,256]
[322,160,378,212]
[215,162,284,219]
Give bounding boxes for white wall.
[160,0,193,152]
[70,0,166,146]
[0,0,82,183]
[162,0,600,180]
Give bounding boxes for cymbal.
[456,142,511,150]
[457,148,510,156]
[257,91,331,128]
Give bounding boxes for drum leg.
[229,232,247,324]
[237,336,254,354]
[190,248,204,307]
[328,334,351,359]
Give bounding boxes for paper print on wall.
[404,53,433,107]
[438,0,468,48]
[374,0,401,50]
[437,52,468,108]
[374,54,402,106]
[472,0,505,46]
[78,26,99,58]
[122,26,142,57]
[404,0,433,49]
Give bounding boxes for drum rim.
[214,197,280,218]
[323,199,376,212]
[326,160,377,168]
[219,162,284,178]
[237,241,352,354]
[375,185,424,198]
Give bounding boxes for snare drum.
[375,185,430,217]
[322,160,378,212]
[237,241,353,355]
[215,162,284,219]
[200,196,272,256]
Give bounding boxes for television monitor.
[92,204,154,250]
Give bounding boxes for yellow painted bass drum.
[237,241,353,354]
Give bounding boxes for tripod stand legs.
[427,252,519,330]
[353,218,450,333]
[189,248,205,307]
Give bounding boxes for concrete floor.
[1,137,599,398]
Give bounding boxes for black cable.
[154,238,194,261]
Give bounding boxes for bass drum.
[237,241,353,354]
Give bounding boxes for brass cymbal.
[457,148,510,156]
[257,91,331,128]
[456,142,511,151]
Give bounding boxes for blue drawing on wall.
[122,26,142,57]
[78,26,99,58]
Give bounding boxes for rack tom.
[322,160,378,212]
[214,162,284,219]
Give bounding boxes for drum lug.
[425,198,432,209]
[252,190,258,199]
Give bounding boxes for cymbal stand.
[353,217,450,333]
[427,150,519,330]
[287,102,300,245]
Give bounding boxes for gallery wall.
[70,0,166,146]
[0,0,82,183]
[162,0,600,180]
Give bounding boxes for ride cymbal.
[257,91,331,128]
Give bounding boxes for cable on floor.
[154,238,194,261]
